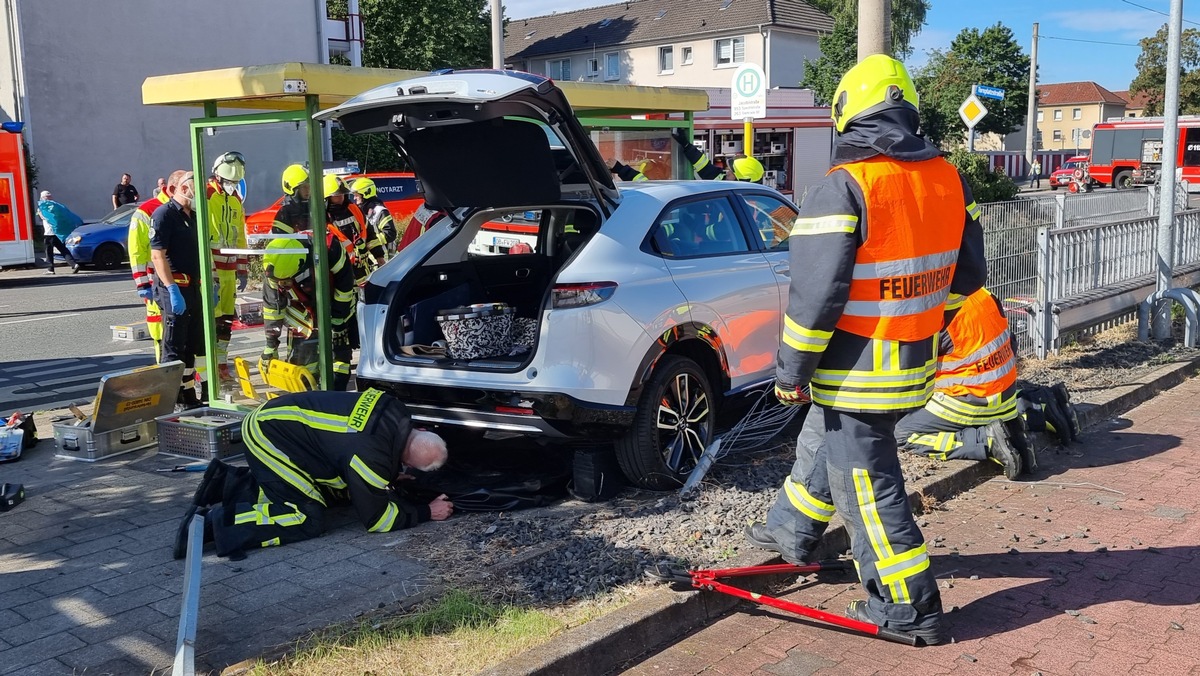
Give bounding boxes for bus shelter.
[141,62,708,405]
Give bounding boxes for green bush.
[946,147,1019,204]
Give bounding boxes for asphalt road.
[0,265,265,413]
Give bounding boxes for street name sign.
[730,63,767,120]
[975,85,1006,101]
[959,94,989,129]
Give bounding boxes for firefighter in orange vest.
[744,55,987,646]
[894,287,1032,478]
[128,171,182,361]
[324,174,384,287]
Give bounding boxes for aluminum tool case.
[53,361,184,462]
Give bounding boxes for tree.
[801,0,931,104]
[1130,24,1200,117]
[946,147,1018,203]
[914,24,1030,147]
[327,0,495,170]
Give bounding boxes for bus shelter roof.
[142,62,708,115]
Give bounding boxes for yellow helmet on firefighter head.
[730,155,765,182]
[263,238,307,280]
[281,164,309,196]
[349,177,377,200]
[830,54,920,133]
[211,151,246,182]
[322,173,348,201]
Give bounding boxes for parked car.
[1049,155,1092,190]
[63,203,138,269]
[243,171,423,236]
[318,70,802,490]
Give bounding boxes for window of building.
[1037,110,1044,122]
[715,37,745,66]
[604,52,620,80]
[659,46,674,74]
[681,46,694,65]
[1053,130,1063,141]
[1128,112,1138,118]
[1072,108,1082,120]
[547,58,570,81]
[1053,109,1062,121]
[586,58,599,77]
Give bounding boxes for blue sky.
[502,0,1193,92]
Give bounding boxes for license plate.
[494,237,519,249]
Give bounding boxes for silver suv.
[319,71,799,489]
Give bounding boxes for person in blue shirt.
[36,190,82,274]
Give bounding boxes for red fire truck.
[0,130,35,269]
[1088,116,1200,189]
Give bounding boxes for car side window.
[741,194,798,251]
[651,197,749,258]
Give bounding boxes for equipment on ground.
[645,560,920,645]
[0,483,25,511]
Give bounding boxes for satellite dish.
[1082,130,1092,139]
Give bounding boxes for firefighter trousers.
[144,299,163,362]
[895,407,993,461]
[764,406,835,562]
[215,268,238,367]
[768,404,942,630]
[156,283,205,398]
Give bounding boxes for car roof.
[618,180,785,204]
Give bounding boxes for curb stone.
[484,355,1200,676]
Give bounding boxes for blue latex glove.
[237,273,248,292]
[137,287,154,302]
[166,284,186,314]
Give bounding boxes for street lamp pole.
[1154,0,1185,339]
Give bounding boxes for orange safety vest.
[935,288,1016,398]
[836,156,966,342]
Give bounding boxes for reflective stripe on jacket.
[129,194,169,290]
[935,288,1016,398]
[206,180,248,273]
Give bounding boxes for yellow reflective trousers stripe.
[784,477,836,522]
[852,468,909,604]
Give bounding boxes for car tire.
[93,243,124,270]
[1114,170,1133,190]
[615,355,715,490]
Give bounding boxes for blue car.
[64,203,138,269]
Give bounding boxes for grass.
[248,588,635,676]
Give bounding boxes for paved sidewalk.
[622,376,1200,676]
[0,413,433,675]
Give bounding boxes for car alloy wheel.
[616,355,716,490]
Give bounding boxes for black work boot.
[846,600,946,646]
[1005,418,1038,474]
[984,421,1022,480]
[744,523,807,565]
[1051,382,1081,441]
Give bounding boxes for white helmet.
[212,151,246,182]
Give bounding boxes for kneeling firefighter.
[260,235,358,390]
[745,55,987,645]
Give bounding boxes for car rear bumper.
[358,378,636,437]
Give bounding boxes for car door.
[736,192,800,324]
[651,194,780,386]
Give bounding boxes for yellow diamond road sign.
[959,94,988,129]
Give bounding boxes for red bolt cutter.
[646,560,920,646]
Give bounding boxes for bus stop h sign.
[730,64,767,120]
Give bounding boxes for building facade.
[0,0,334,217]
[505,0,832,90]
[1033,82,1126,152]
[1114,89,1149,118]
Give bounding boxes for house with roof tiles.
[1033,81,1127,151]
[1113,89,1151,118]
[504,0,834,89]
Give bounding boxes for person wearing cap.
[149,171,207,407]
[744,55,986,646]
[173,388,455,560]
[324,174,384,287]
[206,151,250,387]
[35,190,82,274]
[129,170,186,360]
[349,177,398,255]
[260,234,358,390]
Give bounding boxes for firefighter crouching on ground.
[150,171,209,407]
[260,236,358,390]
[609,128,765,183]
[745,55,987,645]
[324,174,385,287]
[206,151,249,387]
[129,170,184,361]
[173,389,455,560]
[273,164,311,235]
[350,177,399,256]
[894,287,1034,479]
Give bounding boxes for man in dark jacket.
[174,389,453,560]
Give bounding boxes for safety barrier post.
[1033,225,1053,359]
[1054,193,1066,229]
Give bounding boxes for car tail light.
[551,282,617,308]
[494,405,536,415]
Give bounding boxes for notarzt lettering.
[878,266,954,300]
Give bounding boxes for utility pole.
[1025,23,1039,176]
[857,0,892,60]
[347,0,362,67]
[1154,0,1184,339]
[491,0,504,69]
